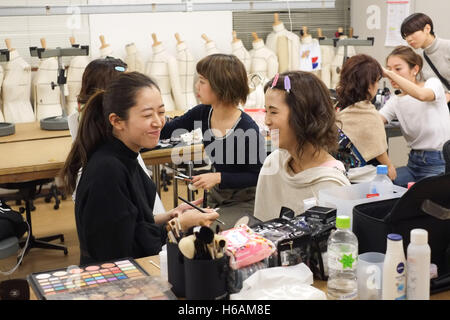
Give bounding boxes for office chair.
[0,180,68,256]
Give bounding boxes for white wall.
[350,0,450,66]
[88,0,233,63]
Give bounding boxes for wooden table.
[0,136,72,184]
[0,121,70,144]
[29,255,449,300]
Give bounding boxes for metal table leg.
[152,164,161,196]
[173,164,178,208]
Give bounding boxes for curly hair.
[264,71,338,157]
[336,54,383,110]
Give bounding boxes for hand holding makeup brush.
[178,208,220,231]
[168,198,204,219]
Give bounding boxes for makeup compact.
[28,258,149,300]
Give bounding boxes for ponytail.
[61,90,110,193]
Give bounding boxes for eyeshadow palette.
[45,276,176,300]
[27,258,148,300]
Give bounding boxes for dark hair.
[336,54,383,110]
[77,57,128,105]
[196,54,249,106]
[400,12,435,39]
[386,45,423,73]
[264,71,338,156]
[61,72,160,193]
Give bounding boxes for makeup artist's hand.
[178,208,220,231]
[382,67,393,79]
[169,198,204,218]
[191,173,221,190]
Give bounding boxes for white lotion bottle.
[407,229,431,300]
[382,233,407,300]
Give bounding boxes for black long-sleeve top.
[75,137,166,265]
[161,104,266,189]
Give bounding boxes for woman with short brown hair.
[161,54,266,228]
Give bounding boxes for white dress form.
[201,34,220,56]
[249,33,278,80]
[33,39,62,121]
[299,30,322,77]
[2,46,35,123]
[331,30,356,89]
[175,34,197,110]
[66,37,89,116]
[243,73,265,109]
[145,34,180,111]
[124,42,144,73]
[317,28,335,89]
[231,31,251,73]
[0,65,4,122]
[99,35,114,58]
[265,14,300,72]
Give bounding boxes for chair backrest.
[443,139,450,174]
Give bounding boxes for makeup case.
[353,174,450,276]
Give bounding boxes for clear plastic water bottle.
[368,165,393,197]
[327,216,358,300]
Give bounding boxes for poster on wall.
[385,0,410,47]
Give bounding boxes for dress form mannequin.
[33,38,62,121]
[145,33,180,111]
[0,65,4,122]
[317,28,335,89]
[331,27,356,89]
[249,32,278,80]
[2,39,35,123]
[174,33,197,110]
[66,37,90,115]
[231,31,251,73]
[266,13,300,72]
[99,35,114,58]
[299,26,322,76]
[201,34,220,56]
[124,42,144,73]
[243,73,265,109]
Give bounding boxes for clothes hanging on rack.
[145,43,180,111]
[66,55,90,116]
[33,57,62,121]
[319,42,335,89]
[299,35,322,73]
[204,40,220,56]
[176,41,197,110]
[249,39,279,80]
[124,43,144,73]
[2,50,35,123]
[331,35,356,89]
[232,39,251,74]
[266,22,300,72]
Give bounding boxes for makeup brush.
[197,227,215,259]
[178,196,226,225]
[178,235,196,259]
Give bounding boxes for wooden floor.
[0,179,195,282]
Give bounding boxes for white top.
[249,39,279,79]
[231,40,251,73]
[299,35,322,72]
[254,149,350,221]
[379,77,450,151]
[266,22,300,71]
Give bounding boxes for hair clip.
[115,66,125,72]
[271,73,280,89]
[284,76,291,93]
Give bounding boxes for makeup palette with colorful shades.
[27,258,149,300]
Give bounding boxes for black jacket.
[75,137,166,265]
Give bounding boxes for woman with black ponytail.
[61,72,219,265]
